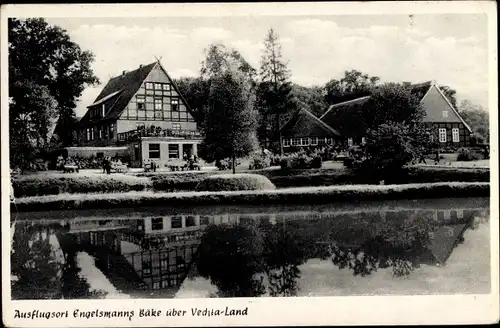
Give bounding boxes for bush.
[12,174,150,197]
[151,172,210,192]
[278,151,322,170]
[457,148,481,161]
[195,173,276,192]
[249,154,271,170]
[215,158,241,171]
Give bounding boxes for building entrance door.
[183,144,193,159]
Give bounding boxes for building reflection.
[11,205,488,299]
[62,215,241,296]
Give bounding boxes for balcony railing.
[117,128,202,143]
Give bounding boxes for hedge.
[195,174,276,192]
[11,182,490,212]
[150,172,212,192]
[12,174,151,197]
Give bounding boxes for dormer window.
[442,110,448,118]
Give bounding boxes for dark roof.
[281,108,340,138]
[319,82,438,135]
[79,62,157,126]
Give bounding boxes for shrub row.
[150,172,211,192]
[12,182,490,212]
[195,174,276,192]
[12,174,151,197]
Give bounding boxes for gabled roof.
[319,96,371,121]
[320,81,472,133]
[79,62,157,126]
[281,108,340,138]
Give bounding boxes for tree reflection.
[196,223,266,297]
[11,224,63,299]
[11,222,107,300]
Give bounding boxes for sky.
[46,14,489,118]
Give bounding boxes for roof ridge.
[319,95,371,120]
[302,108,341,136]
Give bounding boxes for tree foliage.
[324,70,380,105]
[9,81,58,170]
[199,68,258,173]
[258,29,295,154]
[174,77,210,127]
[9,18,99,147]
[459,99,489,144]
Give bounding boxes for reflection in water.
[11,199,490,299]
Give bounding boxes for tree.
[200,69,259,173]
[360,122,431,180]
[9,18,99,147]
[9,80,58,171]
[459,99,489,144]
[174,77,210,126]
[201,43,256,81]
[324,70,379,105]
[259,29,294,155]
[290,84,329,118]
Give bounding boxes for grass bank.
[12,174,151,197]
[12,182,490,212]
[150,166,490,191]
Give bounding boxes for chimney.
[122,70,127,76]
[139,64,143,68]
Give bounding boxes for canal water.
[10,197,490,299]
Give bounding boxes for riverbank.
[12,182,490,212]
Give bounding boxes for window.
[86,128,90,141]
[301,138,309,146]
[185,216,196,227]
[283,138,290,147]
[439,128,447,143]
[98,127,102,140]
[160,259,168,270]
[151,217,163,230]
[348,138,353,146]
[200,216,210,225]
[361,137,366,144]
[136,123,145,130]
[149,143,160,159]
[145,82,153,89]
[161,280,170,288]
[452,128,459,142]
[102,104,106,117]
[154,98,163,110]
[291,138,300,146]
[172,123,181,130]
[137,96,145,110]
[110,123,114,136]
[171,99,179,111]
[153,282,160,290]
[442,110,448,118]
[91,128,95,140]
[168,144,179,159]
[142,261,151,275]
[171,216,182,228]
[311,137,318,145]
[162,84,171,91]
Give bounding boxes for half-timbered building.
[76,61,201,167]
